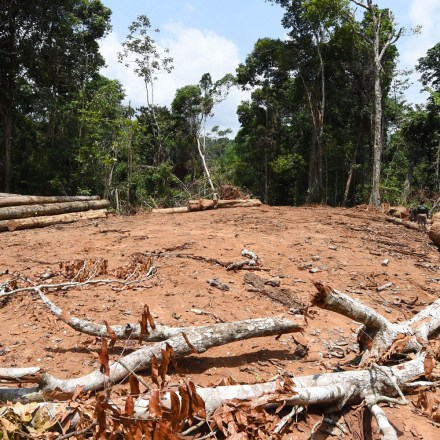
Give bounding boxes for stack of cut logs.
[0,193,109,233]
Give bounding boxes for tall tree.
[349,0,403,207]
[171,74,234,196]
[269,0,347,202]
[0,0,111,192]
[118,15,173,165]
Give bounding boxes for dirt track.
[1,205,439,438]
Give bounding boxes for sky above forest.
[100,0,440,133]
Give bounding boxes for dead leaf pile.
[60,258,108,281]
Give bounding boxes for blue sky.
[99,0,440,132]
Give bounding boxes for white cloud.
[99,23,248,133]
[394,0,440,103]
[403,0,440,65]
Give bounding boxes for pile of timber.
[152,198,262,214]
[0,194,109,232]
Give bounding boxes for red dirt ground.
[1,205,439,438]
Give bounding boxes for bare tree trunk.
[370,55,383,208]
[1,108,12,193]
[351,1,403,208]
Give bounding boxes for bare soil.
[1,205,439,438]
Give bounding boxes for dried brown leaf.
[129,374,141,396]
[179,383,190,420]
[165,343,180,375]
[145,305,156,330]
[187,381,206,419]
[151,354,160,387]
[95,396,107,439]
[181,332,197,353]
[424,352,435,379]
[104,320,117,349]
[99,337,110,376]
[149,390,162,419]
[140,306,150,342]
[125,395,135,417]
[159,349,170,386]
[70,385,84,402]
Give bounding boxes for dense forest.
[1,0,440,210]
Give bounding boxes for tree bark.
[151,207,189,214]
[1,108,12,193]
[0,316,303,403]
[312,282,440,363]
[39,291,303,342]
[0,209,108,232]
[188,199,262,212]
[0,195,100,208]
[0,199,109,221]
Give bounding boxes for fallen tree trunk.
[0,195,100,208]
[2,284,440,439]
[188,198,262,212]
[133,357,425,418]
[385,216,423,231]
[0,209,108,232]
[0,316,302,403]
[152,199,262,214]
[0,199,109,221]
[151,206,189,214]
[40,291,300,342]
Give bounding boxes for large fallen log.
[151,206,189,214]
[152,199,262,214]
[40,291,301,342]
[0,199,109,221]
[188,198,262,212]
[2,283,440,439]
[0,209,108,232]
[385,216,423,231]
[0,316,303,403]
[0,195,100,208]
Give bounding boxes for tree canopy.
[0,0,438,210]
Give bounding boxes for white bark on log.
[0,199,109,221]
[39,291,303,342]
[0,317,302,403]
[406,297,440,339]
[311,283,437,363]
[132,357,425,418]
[0,367,41,381]
[368,403,398,440]
[0,195,100,208]
[0,209,108,232]
[312,282,392,331]
[0,357,426,434]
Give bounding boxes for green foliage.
[2,4,439,209]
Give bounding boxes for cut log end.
[311,282,332,306]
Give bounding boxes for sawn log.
[188,198,262,211]
[0,199,109,221]
[152,199,262,214]
[0,195,100,208]
[0,209,108,232]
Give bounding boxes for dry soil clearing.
[1,205,439,438]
